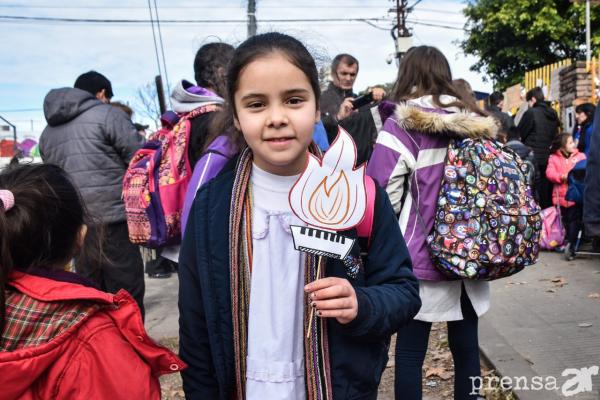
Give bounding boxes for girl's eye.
[287,97,305,105]
[246,101,264,109]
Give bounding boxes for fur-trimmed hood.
[395,104,499,139]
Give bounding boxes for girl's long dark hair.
[193,42,235,98]
[391,46,486,116]
[0,164,104,332]
[208,32,321,152]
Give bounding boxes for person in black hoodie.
[517,87,559,209]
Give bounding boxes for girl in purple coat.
[366,46,499,400]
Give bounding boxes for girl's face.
[234,53,320,176]
[564,136,576,154]
[575,111,587,125]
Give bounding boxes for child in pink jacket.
[546,133,586,259]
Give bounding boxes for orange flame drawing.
[289,127,366,230]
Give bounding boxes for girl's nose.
[267,105,289,128]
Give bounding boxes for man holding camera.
[320,53,386,164]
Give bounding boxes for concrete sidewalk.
[144,252,600,399]
[479,252,600,400]
[145,272,179,339]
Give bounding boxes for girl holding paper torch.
[178,32,420,400]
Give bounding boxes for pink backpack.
[356,175,376,245]
[539,206,565,250]
[123,105,218,248]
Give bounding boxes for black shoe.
[147,272,172,279]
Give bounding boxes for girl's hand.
[304,277,358,324]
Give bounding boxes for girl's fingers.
[309,284,349,301]
[311,298,353,310]
[315,308,356,323]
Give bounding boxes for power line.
[0,15,393,24]
[0,4,394,9]
[0,14,463,30]
[406,19,465,31]
[0,108,43,113]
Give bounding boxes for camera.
[351,92,374,110]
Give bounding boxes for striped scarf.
[229,146,333,400]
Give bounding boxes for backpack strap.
[356,175,376,247]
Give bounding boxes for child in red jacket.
[0,164,185,399]
[546,133,587,259]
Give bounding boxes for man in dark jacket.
[584,105,600,238]
[39,71,146,315]
[320,54,386,165]
[517,87,559,209]
[486,91,517,141]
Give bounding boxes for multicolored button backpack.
[426,139,542,280]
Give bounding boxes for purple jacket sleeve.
[366,117,417,214]
[181,136,236,238]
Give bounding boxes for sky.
[0,0,493,140]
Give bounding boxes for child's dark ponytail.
[0,164,104,331]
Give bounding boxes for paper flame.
[289,127,366,230]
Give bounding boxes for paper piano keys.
[289,127,367,260]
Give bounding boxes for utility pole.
[247,0,257,38]
[586,0,592,67]
[390,0,413,62]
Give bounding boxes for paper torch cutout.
[288,127,367,260]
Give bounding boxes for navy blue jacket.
[178,157,421,400]
[584,106,600,236]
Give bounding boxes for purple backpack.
[539,206,565,250]
[123,105,218,248]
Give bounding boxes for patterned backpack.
[123,105,218,248]
[426,138,542,280]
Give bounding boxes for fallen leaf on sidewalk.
[551,277,567,287]
[546,289,556,293]
[524,357,535,365]
[588,293,600,299]
[578,323,593,328]
[425,367,453,380]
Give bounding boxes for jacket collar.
[395,103,498,140]
[8,270,114,304]
[326,82,356,99]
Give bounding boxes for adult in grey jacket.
[39,71,146,315]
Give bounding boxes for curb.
[479,316,562,400]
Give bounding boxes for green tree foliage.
[461,0,600,89]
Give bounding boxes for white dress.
[245,164,306,400]
[414,280,490,322]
